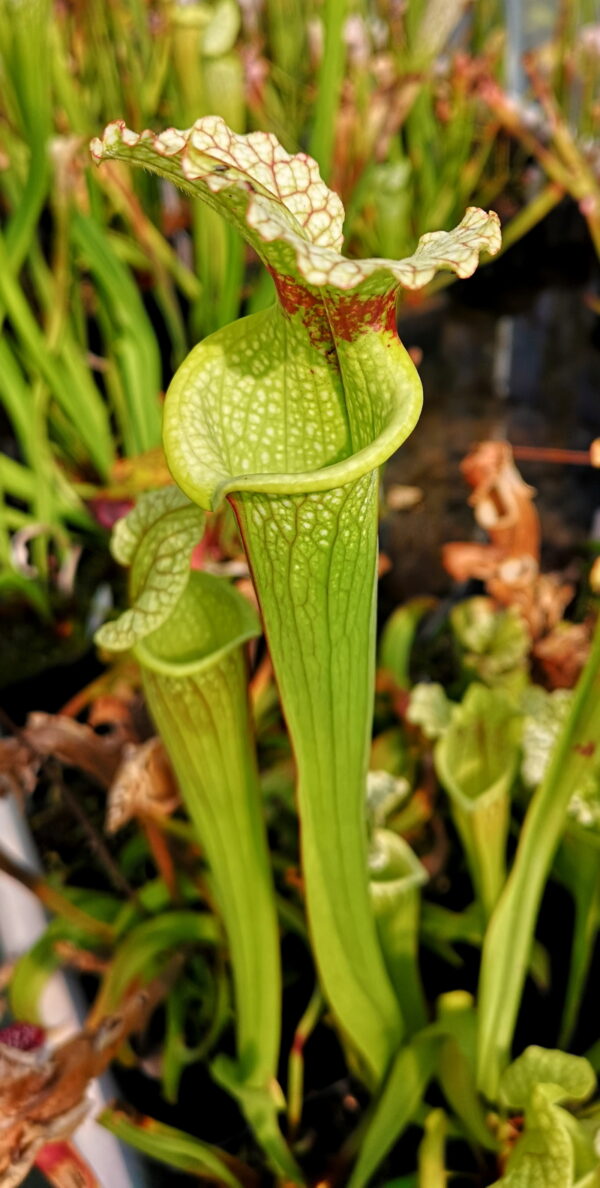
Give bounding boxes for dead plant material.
[0,707,139,904]
[459,440,540,559]
[0,680,142,803]
[52,941,110,975]
[2,713,124,792]
[0,846,114,941]
[86,694,139,741]
[442,441,581,655]
[31,712,124,786]
[0,967,178,1187]
[0,737,39,801]
[533,622,593,690]
[59,659,140,723]
[34,1139,100,1188]
[105,737,180,834]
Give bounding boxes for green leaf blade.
[477,620,600,1099]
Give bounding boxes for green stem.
[345,1032,441,1188]
[287,985,324,1139]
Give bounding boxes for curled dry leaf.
[442,541,506,583]
[0,974,171,1187]
[442,441,575,642]
[106,737,180,833]
[23,713,124,790]
[86,693,140,741]
[0,710,137,803]
[459,441,540,560]
[489,571,575,644]
[533,622,592,690]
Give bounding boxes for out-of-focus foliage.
[0,0,515,612]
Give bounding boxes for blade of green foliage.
[162,956,229,1104]
[9,931,65,1023]
[0,337,65,581]
[477,618,600,1099]
[93,912,220,1017]
[0,228,114,478]
[521,686,600,1045]
[381,1180,418,1188]
[0,0,51,285]
[71,210,163,454]
[420,900,485,965]
[97,489,301,1183]
[92,116,500,1085]
[347,1033,442,1188]
[308,0,347,178]
[554,835,600,1047]
[169,0,245,339]
[435,684,520,917]
[379,599,435,692]
[99,1108,249,1188]
[9,890,118,1022]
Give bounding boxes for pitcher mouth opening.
[165,366,424,513]
[211,389,423,508]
